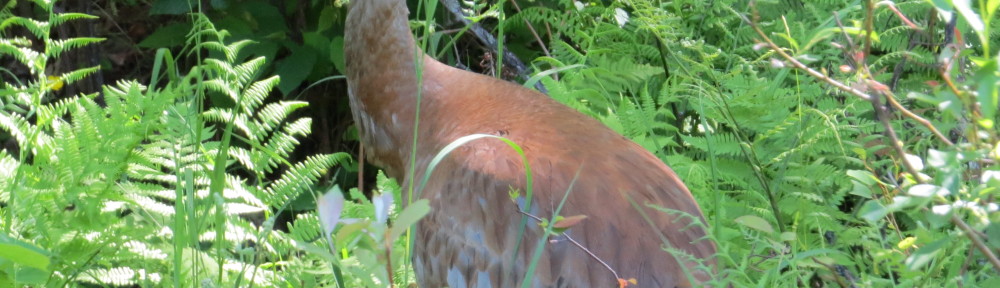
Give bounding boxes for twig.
[812,258,853,288]
[889,8,933,90]
[949,212,1000,271]
[862,0,874,61]
[875,1,922,31]
[831,12,857,62]
[358,145,365,196]
[509,0,551,58]
[748,5,954,146]
[882,92,953,146]
[861,162,909,254]
[869,87,922,181]
[741,14,872,101]
[831,11,954,147]
[746,0,1000,272]
[438,0,547,93]
[849,1,923,179]
[383,230,394,286]
[508,198,623,282]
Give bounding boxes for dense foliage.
[1,0,998,287]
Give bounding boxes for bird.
[344,0,716,287]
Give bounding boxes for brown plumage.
[344,0,716,287]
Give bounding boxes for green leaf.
[908,184,948,198]
[904,154,924,172]
[953,0,985,32]
[975,59,998,127]
[242,1,288,36]
[986,223,1000,249]
[0,234,50,271]
[275,45,317,95]
[846,169,877,197]
[318,5,338,32]
[859,200,889,223]
[210,0,228,9]
[780,232,796,242]
[508,188,520,202]
[734,215,774,234]
[905,237,950,270]
[137,22,192,49]
[983,277,1000,288]
[150,0,193,15]
[926,149,956,169]
[303,32,331,58]
[329,37,346,74]
[613,8,629,28]
[387,199,430,243]
[0,275,12,287]
[926,205,952,228]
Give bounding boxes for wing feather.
[398,54,715,288]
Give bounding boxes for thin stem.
[510,0,551,58]
[746,0,1000,272]
[876,1,922,30]
[509,199,623,282]
[742,15,872,101]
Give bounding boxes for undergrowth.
[0,1,353,286]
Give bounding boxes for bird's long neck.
[345,0,418,77]
[344,0,424,176]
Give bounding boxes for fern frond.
[203,79,240,103]
[78,267,139,287]
[683,132,744,157]
[224,174,267,209]
[0,151,17,200]
[122,240,169,261]
[260,118,312,162]
[49,12,99,27]
[0,112,31,148]
[288,213,323,242]
[204,58,237,80]
[264,153,349,206]
[45,37,103,59]
[54,66,100,86]
[234,56,267,85]
[254,101,309,137]
[0,16,49,38]
[240,75,280,113]
[0,39,44,73]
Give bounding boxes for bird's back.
[344,1,715,286]
[402,60,716,287]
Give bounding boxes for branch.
[509,0,551,58]
[745,0,999,272]
[745,4,955,146]
[438,0,547,93]
[741,14,871,101]
[876,1,922,31]
[508,197,624,283]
